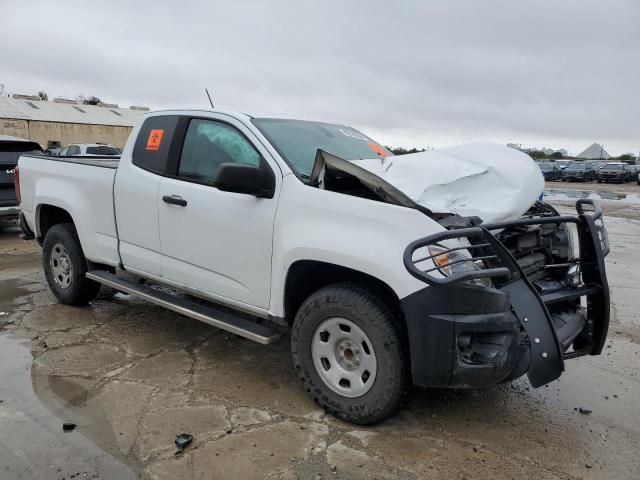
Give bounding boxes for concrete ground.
[1,183,639,479]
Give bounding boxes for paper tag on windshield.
[146,129,164,151]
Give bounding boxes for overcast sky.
[1,0,638,155]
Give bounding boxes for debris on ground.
[578,407,593,415]
[175,433,193,453]
[62,422,76,432]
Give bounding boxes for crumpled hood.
[327,142,544,223]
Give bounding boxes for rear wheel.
[43,223,101,305]
[291,284,409,424]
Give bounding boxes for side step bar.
[86,270,282,345]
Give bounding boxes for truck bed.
[18,154,120,267]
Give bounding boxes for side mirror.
[215,162,275,198]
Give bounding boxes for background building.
[0,95,148,150]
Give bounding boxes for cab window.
[177,119,260,185]
[132,115,180,174]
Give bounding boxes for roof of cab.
[143,108,336,124]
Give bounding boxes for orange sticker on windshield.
[146,129,164,151]
[368,143,388,156]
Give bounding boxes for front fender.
[269,176,445,317]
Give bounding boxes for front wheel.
[291,284,409,424]
[43,223,101,305]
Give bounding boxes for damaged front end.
[309,147,610,389]
[402,200,610,389]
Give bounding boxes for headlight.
[427,244,493,288]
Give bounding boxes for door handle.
[162,195,187,207]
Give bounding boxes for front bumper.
[402,199,610,388]
[600,174,625,182]
[563,173,586,181]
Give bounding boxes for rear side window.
[0,144,43,165]
[132,115,180,174]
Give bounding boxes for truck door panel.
[158,117,279,309]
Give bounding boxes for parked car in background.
[637,170,640,185]
[561,162,595,182]
[554,160,571,171]
[592,161,605,181]
[58,143,121,156]
[598,163,630,183]
[538,162,562,181]
[1,135,44,221]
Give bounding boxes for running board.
[86,270,282,345]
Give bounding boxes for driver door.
[158,116,280,310]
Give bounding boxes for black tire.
[291,283,409,424]
[42,223,101,305]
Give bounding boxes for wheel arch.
[36,204,76,241]
[283,260,405,330]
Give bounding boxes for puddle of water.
[0,279,30,330]
[0,276,136,478]
[0,334,136,479]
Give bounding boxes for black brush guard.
[403,199,610,387]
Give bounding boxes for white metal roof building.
[0,96,146,126]
[0,96,148,149]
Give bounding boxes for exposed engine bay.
[309,144,607,359]
[492,202,588,351]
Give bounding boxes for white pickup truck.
[16,109,611,424]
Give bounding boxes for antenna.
[205,88,214,108]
